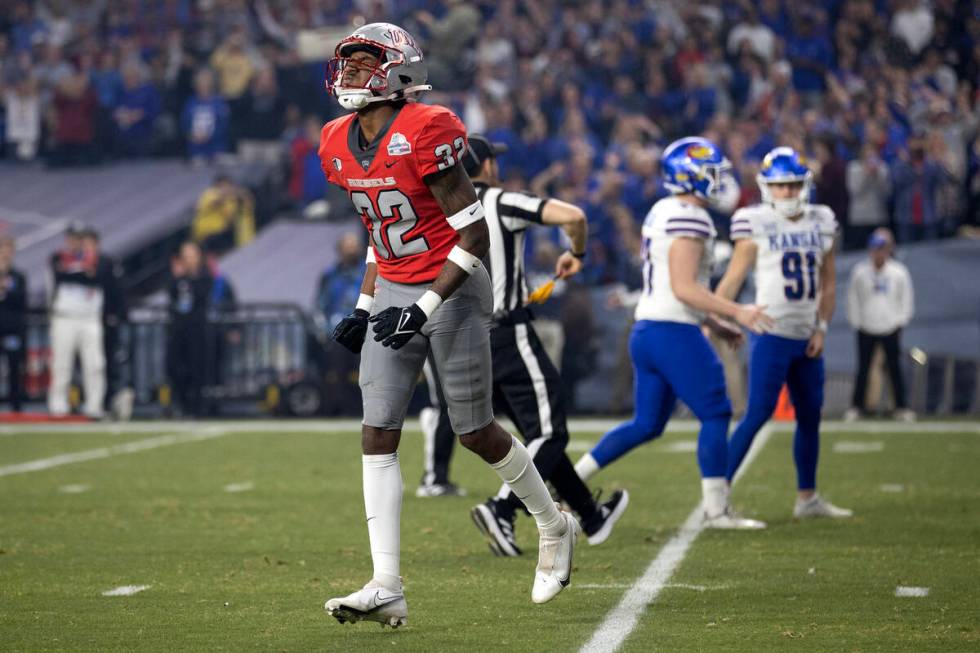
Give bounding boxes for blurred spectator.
[315,232,365,335]
[48,65,98,167]
[287,115,328,209]
[4,74,40,161]
[167,241,212,418]
[891,0,934,56]
[181,67,229,165]
[314,232,364,415]
[812,135,849,234]
[846,142,892,250]
[80,228,129,419]
[845,228,915,422]
[0,235,27,412]
[237,67,286,165]
[191,174,255,254]
[413,1,481,91]
[727,8,776,62]
[47,223,106,419]
[891,135,954,243]
[111,61,161,157]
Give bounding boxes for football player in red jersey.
[318,23,576,628]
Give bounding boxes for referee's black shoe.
[471,498,522,557]
[581,489,630,546]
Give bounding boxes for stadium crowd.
[1,0,979,285]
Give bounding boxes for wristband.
[815,319,828,333]
[447,245,482,274]
[356,293,374,313]
[572,250,586,260]
[416,289,443,318]
[366,247,376,264]
[446,200,485,231]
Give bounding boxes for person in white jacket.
[844,228,915,421]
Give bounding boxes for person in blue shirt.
[181,67,229,165]
[112,61,161,157]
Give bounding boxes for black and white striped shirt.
[475,182,546,314]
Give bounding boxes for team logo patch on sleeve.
[387,132,412,156]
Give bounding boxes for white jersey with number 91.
[635,196,717,325]
[730,203,837,339]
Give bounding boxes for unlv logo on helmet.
[384,27,418,50]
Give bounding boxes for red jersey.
[318,103,468,284]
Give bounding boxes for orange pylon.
[773,385,795,421]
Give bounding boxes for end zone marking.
[578,424,773,653]
[0,428,226,478]
[895,586,929,597]
[102,585,151,597]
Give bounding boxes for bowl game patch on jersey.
[387,132,412,156]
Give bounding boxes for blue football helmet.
[661,137,733,206]
[756,147,812,218]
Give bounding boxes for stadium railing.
[8,304,333,417]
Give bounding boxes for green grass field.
[1,420,978,652]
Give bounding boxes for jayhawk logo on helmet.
[662,137,732,205]
[756,147,812,218]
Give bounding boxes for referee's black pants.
[422,320,598,522]
[851,329,908,411]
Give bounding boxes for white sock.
[362,453,402,592]
[574,453,600,482]
[491,436,564,538]
[701,477,729,518]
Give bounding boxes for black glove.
[370,304,428,350]
[331,308,369,354]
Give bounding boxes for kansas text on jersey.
[730,203,837,339]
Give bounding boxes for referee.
[419,134,629,555]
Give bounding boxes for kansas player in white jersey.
[717,147,852,519]
[575,137,773,529]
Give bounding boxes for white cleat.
[531,509,577,604]
[703,505,767,530]
[794,494,854,519]
[842,407,861,423]
[324,580,408,628]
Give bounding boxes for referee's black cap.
[463,134,508,177]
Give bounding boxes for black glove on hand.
[370,304,428,350]
[331,308,370,354]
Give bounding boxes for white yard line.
[895,586,929,597]
[0,427,226,478]
[578,424,774,653]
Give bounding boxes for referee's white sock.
[574,453,600,482]
[362,453,402,592]
[491,436,564,538]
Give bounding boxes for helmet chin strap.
[336,84,434,111]
[771,198,804,219]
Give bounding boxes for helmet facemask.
[326,28,432,111]
[698,160,734,208]
[757,173,811,219]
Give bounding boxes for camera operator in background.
[167,241,212,417]
[47,223,108,419]
[191,174,255,255]
[0,235,27,413]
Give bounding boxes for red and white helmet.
[326,23,431,111]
